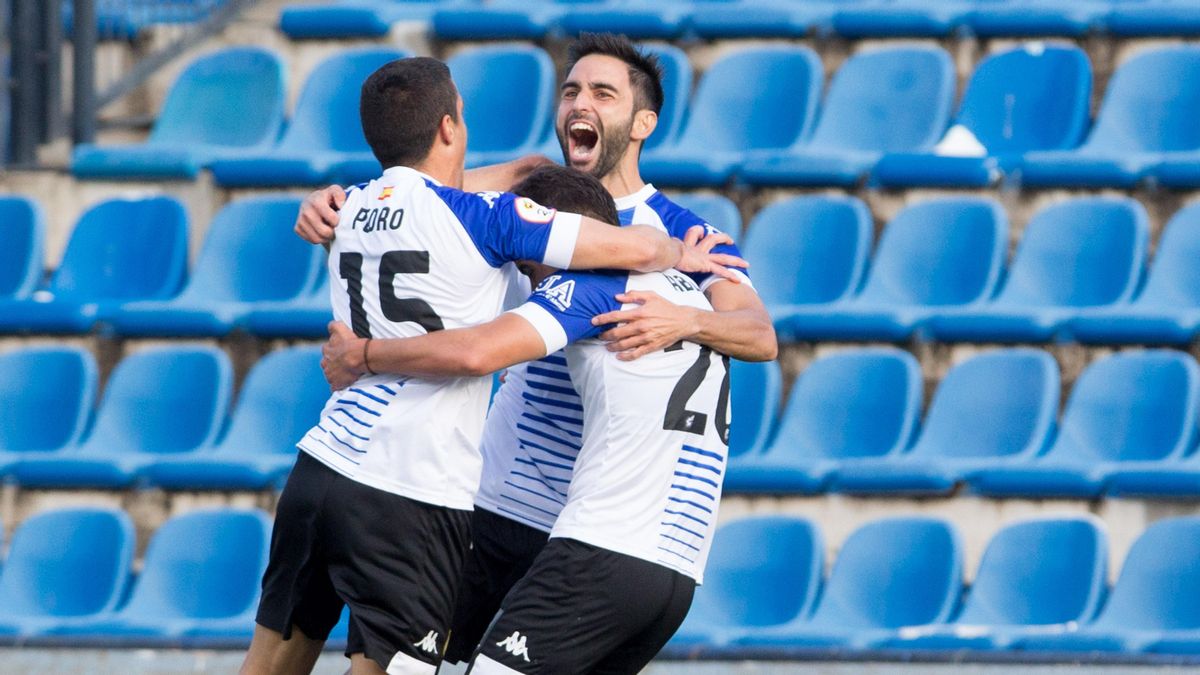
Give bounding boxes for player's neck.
[600,153,645,200]
[412,156,464,189]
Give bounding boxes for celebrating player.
[240,57,742,675]
[320,163,731,673]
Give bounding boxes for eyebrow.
[560,80,620,95]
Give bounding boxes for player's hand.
[591,291,701,361]
[674,225,747,284]
[295,185,346,245]
[321,321,367,391]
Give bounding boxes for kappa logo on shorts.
[495,631,531,662]
[413,630,440,654]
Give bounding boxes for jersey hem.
[297,446,477,511]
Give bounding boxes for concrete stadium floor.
[2,651,1199,674]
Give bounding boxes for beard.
[557,113,634,180]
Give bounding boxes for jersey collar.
[613,183,658,211]
[382,165,442,186]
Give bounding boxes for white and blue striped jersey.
[507,267,730,583]
[298,166,582,510]
[474,185,750,535]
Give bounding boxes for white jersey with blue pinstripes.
[507,268,731,583]
[297,165,582,510]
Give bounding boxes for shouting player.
[321,163,730,673]
[240,57,742,675]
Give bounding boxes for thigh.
[591,572,695,675]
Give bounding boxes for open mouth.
[567,120,600,164]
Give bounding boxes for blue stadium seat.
[0,508,134,638]
[432,0,571,40]
[142,347,327,490]
[453,45,555,170]
[1105,0,1200,37]
[965,1,1111,37]
[741,196,872,335]
[1069,203,1200,345]
[641,46,823,187]
[690,0,847,38]
[728,360,781,459]
[738,517,962,649]
[45,509,271,642]
[926,197,1148,343]
[1015,517,1200,654]
[831,349,1058,496]
[0,347,97,476]
[778,198,1007,341]
[832,0,975,37]
[878,517,1107,651]
[1018,46,1200,188]
[0,196,43,301]
[557,0,698,39]
[873,44,1092,188]
[210,48,405,187]
[669,517,823,648]
[667,193,742,241]
[0,196,188,334]
[726,348,922,495]
[66,0,231,40]
[10,346,232,488]
[280,0,456,39]
[103,196,321,337]
[72,47,285,179]
[242,271,331,339]
[740,45,955,187]
[970,350,1199,499]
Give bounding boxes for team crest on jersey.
[536,275,575,311]
[516,197,556,224]
[378,186,393,200]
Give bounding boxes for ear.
[631,109,657,142]
[437,114,456,146]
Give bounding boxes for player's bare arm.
[592,280,777,362]
[572,221,746,281]
[461,154,555,193]
[321,317,546,389]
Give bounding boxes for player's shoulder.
[531,269,628,313]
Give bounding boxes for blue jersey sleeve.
[639,193,751,289]
[509,270,628,353]
[428,184,581,268]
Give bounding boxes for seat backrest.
[687,517,823,627]
[728,360,781,457]
[1136,202,1200,307]
[119,509,271,620]
[808,45,954,153]
[216,347,328,456]
[1080,45,1200,153]
[675,46,823,153]
[909,349,1058,460]
[149,47,285,148]
[0,347,96,452]
[810,517,961,629]
[79,346,231,456]
[178,196,320,303]
[641,43,691,152]
[0,196,43,300]
[769,348,922,461]
[997,197,1147,307]
[50,196,188,302]
[668,193,743,241]
[1051,350,1198,463]
[1091,517,1200,631]
[957,43,1091,154]
[742,195,872,306]
[451,45,555,153]
[0,507,133,618]
[276,47,406,154]
[957,517,1106,627]
[857,197,1006,306]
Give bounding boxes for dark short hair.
[360,57,459,169]
[512,165,619,226]
[566,32,664,115]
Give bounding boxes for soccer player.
[320,163,731,674]
[240,57,742,675]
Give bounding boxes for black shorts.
[257,451,472,672]
[443,508,550,664]
[468,538,695,675]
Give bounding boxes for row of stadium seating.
[280,0,1200,40]
[730,347,1200,499]
[71,40,1200,189]
[64,0,229,41]
[670,514,1200,656]
[3,338,1198,498]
